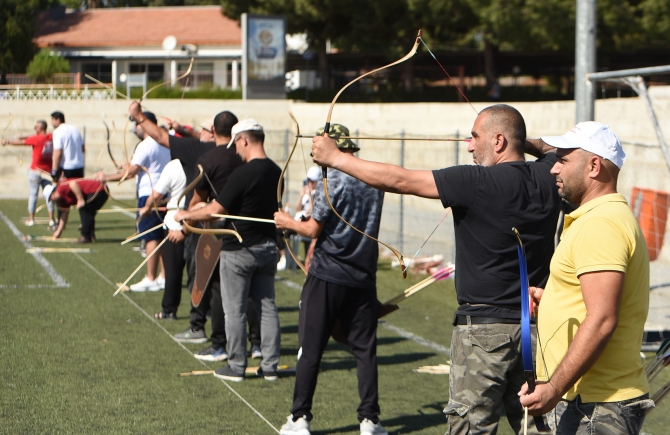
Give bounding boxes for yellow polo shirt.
[537,193,649,402]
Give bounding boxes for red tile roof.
[35,6,241,48]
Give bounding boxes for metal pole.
[624,76,670,173]
[454,129,459,166]
[283,128,289,206]
[575,0,596,123]
[399,130,405,254]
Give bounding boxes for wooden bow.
[278,111,308,274]
[176,164,243,242]
[318,31,425,279]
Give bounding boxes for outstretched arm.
[129,101,170,147]
[311,135,439,199]
[2,138,27,146]
[525,139,555,158]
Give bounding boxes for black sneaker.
[256,367,278,381]
[213,365,244,382]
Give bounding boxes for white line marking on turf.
[0,284,63,289]
[112,206,136,218]
[275,277,450,356]
[377,321,450,355]
[73,253,280,434]
[0,211,69,288]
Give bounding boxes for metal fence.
[262,128,465,264]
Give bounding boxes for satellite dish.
[119,73,127,83]
[162,35,178,51]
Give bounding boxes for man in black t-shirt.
[175,119,281,382]
[128,102,243,348]
[274,124,388,435]
[311,105,560,435]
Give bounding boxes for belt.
[453,314,529,326]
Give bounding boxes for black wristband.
[180,229,186,236]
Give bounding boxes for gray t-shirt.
[309,168,384,288]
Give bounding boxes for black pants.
[291,274,379,423]
[78,191,107,240]
[184,234,261,349]
[63,167,84,179]
[161,237,185,315]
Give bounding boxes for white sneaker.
[156,276,165,290]
[277,255,287,271]
[129,276,160,292]
[360,418,387,435]
[280,415,310,435]
[25,219,34,227]
[48,219,56,227]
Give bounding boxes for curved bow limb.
[513,228,552,433]
[140,58,194,103]
[279,111,308,275]
[181,220,243,243]
[318,32,423,279]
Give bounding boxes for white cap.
[541,121,625,169]
[43,184,55,203]
[306,166,321,181]
[227,118,263,148]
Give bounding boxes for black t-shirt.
[167,136,215,208]
[215,158,281,250]
[194,145,244,198]
[432,153,560,319]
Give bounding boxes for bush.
[26,49,70,83]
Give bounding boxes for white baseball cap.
[227,118,263,148]
[306,166,321,181]
[43,184,55,203]
[541,121,625,169]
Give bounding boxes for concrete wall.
[2,91,670,260]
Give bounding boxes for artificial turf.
[0,199,668,434]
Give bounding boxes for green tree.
[26,48,70,83]
[0,0,54,78]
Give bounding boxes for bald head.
[479,104,526,154]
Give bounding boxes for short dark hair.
[243,130,265,144]
[50,111,65,123]
[36,120,47,131]
[213,111,238,137]
[142,111,157,125]
[479,104,526,153]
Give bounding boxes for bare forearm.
[69,181,84,203]
[283,218,322,239]
[548,314,616,395]
[3,139,26,146]
[525,139,555,158]
[52,149,63,170]
[330,154,438,198]
[141,118,170,147]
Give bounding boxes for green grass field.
[0,198,668,434]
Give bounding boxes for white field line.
[275,277,450,356]
[0,284,63,289]
[73,253,280,434]
[111,205,137,218]
[0,211,69,288]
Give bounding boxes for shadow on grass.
[318,352,437,372]
[278,305,299,313]
[312,406,446,434]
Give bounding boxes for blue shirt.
[309,169,384,288]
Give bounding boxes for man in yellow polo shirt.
[518,121,654,434]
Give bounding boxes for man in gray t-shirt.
[274,124,388,435]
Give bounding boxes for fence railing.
[4,73,81,86]
[0,85,115,101]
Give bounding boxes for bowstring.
[419,37,478,115]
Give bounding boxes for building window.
[82,63,112,84]
[129,63,165,83]
[178,62,214,87]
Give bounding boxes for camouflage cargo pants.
[444,317,541,435]
[547,394,654,435]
